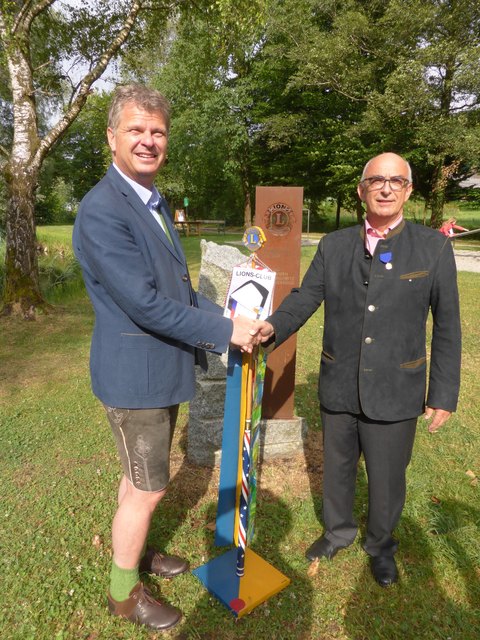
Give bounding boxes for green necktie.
[152,204,173,245]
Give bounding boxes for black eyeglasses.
[361,176,411,192]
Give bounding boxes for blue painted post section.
[214,349,243,546]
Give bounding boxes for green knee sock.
[109,560,140,602]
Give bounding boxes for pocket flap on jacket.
[400,356,427,369]
[399,271,429,280]
[321,350,335,361]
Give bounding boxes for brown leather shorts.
[103,405,179,492]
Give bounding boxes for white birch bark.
[0,0,144,315]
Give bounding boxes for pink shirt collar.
[365,215,403,255]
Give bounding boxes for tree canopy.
[2,0,480,315]
[118,0,480,226]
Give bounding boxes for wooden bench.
[175,220,226,236]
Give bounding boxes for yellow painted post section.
[233,354,250,545]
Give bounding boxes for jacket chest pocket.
[398,270,430,297]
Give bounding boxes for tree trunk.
[0,0,144,317]
[241,168,252,228]
[335,195,341,229]
[243,188,252,228]
[355,193,364,224]
[430,158,460,229]
[430,186,445,229]
[2,165,43,317]
[1,35,43,316]
[430,161,445,229]
[423,197,429,225]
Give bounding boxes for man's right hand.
[230,317,275,353]
[230,315,258,353]
[257,321,275,342]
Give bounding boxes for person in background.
[257,152,461,587]
[73,84,261,631]
[439,217,468,237]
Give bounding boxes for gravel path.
[453,249,480,273]
[301,237,480,273]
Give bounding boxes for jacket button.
[363,280,369,286]
[182,274,188,282]
[365,337,373,344]
[368,305,376,312]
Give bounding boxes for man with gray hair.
[73,84,260,630]
[258,152,461,587]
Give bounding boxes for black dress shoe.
[370,555,398,587]
[305,535,347,561]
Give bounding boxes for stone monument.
[187,240,243,466]
[188,211,307,466]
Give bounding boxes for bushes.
[38,250,84,301]
[0,230,85,303]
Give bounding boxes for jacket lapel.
[107,166,184,265]
[158,198,187,264]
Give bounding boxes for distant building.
[459,174,480,189]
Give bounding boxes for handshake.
[230,316,275,354]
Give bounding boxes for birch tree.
[0,0,146,317]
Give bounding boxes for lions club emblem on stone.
[264,202,295,236]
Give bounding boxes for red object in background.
[439,217,468,237]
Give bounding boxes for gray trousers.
[320,407,417,557]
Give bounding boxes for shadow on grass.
[296,373,480,639]
[300,430,480,637]
[179,489,313,640]
[144,411,314,639]
[146,418,215,553]
[343,505,480,640]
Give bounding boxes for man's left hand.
[423,407,452,433]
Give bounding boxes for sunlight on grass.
[1,227,479,640]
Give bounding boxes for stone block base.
[258,417,308,461]
[187,415,307,467]
[187,416,224,467]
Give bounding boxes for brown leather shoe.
[139,547,189,578]
[107,582,181,630]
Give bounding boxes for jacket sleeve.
[267,239,326,347]
[426,238,461,412]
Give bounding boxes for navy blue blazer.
[73,165,233,408]
[268,221,461,421]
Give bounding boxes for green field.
[1,226,479,640]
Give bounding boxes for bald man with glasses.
[258,152,461,587]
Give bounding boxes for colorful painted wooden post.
[192,227,290,617]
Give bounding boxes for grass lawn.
[0,226,479,639]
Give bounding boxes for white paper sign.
[224,262,276,321]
